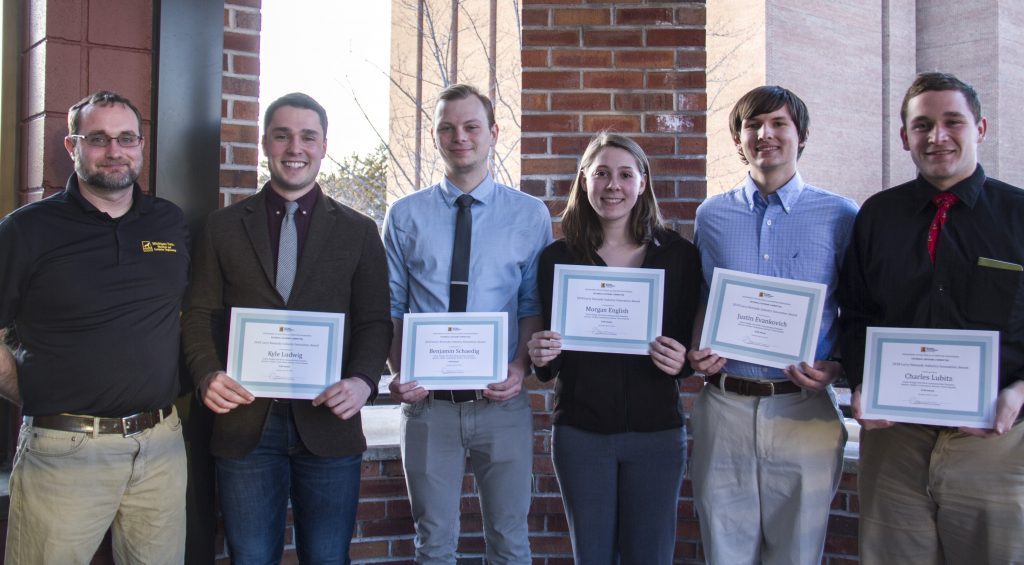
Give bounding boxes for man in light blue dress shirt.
[687,86,858,564]
[383,84,552,564]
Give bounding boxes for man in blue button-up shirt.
[687,86,858,565]
[383,84,552,565]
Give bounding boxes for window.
[257,0,392,222]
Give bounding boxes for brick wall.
[19,0,154,205]
[219,0,262,207]
[519,1,708,239]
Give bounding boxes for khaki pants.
[859,421,1024,564]
[5,409,187,565]
[690,384,846,565]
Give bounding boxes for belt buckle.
[766,381,776,396]
[121,415,144,437]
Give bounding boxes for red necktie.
[928,192,958,264]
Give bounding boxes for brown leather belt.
[706,373,801,397]
[431,390,484,403]
[31,406,174,437]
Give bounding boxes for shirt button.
[763,254,770,261]
[937,284,945,292]
[766,219,773,226]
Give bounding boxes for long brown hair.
[561,132,663,263]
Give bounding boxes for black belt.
[31,406,174,437]
[431,390,484,403]
[706,373,801,396]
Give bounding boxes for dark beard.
[76,162,138,191]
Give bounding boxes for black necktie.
[449,194,474,312]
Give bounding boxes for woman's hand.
[528,330,563,367]
[650,336,687,375]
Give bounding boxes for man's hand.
[687,347,727,375]
[484,362,525,402]
[199,371,255,414]
[313,377,372,420]
[960,380,1024,438]
[650,336,687,375]
[784,360,843,392]
[851,385,894,431]
[388,375,429,404]
[527,330,562,368]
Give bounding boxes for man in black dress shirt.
[0,91,190,563]
[840,72,1024,563]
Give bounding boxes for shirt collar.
[440,174,495,207]
[911,164,985,212]
[263,182,321,215]
[64,174,148,219]
[740,171,804,213]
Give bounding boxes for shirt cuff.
[351,373,379,404]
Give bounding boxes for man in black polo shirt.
[0,91,189,563]
[840,72,1024,562]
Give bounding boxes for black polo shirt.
[0,175,189,417]
[839,165,1024,392]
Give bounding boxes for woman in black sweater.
[528,133,702,564]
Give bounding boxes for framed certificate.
[400,312,508,389]
[699,268,826,369]
[550,264,664,355]
[226,307,345,399]
[860,327,999,428]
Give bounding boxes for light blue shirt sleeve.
[516,199,555,319]
[382,202,409,319]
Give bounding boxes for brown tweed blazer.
[181,187,392,458]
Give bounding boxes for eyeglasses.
[69,133,143,148]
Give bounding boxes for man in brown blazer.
[182,92,391,564]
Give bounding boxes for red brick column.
[211,2,263,561]
[520,2,708,562]
[220,0,262,206]
[20,0,154,204]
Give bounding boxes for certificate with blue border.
[550,264,664,355]
[400,312,508,389]
[226,307,345,399]
[860,327,999,428]
[699,268,826,369]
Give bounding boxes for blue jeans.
[216,402,362,565]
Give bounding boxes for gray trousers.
[552,424,687,565]
[400,390,533,565]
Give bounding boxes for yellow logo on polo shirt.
[141,241,177,253]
